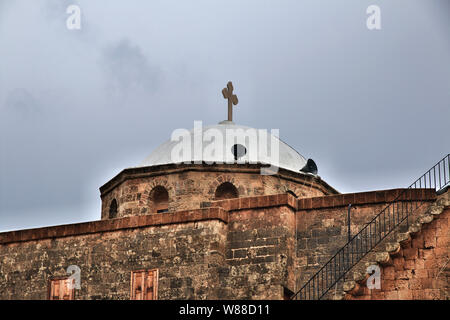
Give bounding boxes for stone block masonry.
[99,163,337,219]
[0,218,228,300]
[344,203,449,300]
[0,194,297,299]
[295,189,436,290]
[0,188,442,300]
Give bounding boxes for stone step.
[335,195,447,299]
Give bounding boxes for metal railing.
[292,154,450,300]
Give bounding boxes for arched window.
[109,199,118,219]
[149,186,169,213]
[215,182,238,200]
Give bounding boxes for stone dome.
[139,121,309,173]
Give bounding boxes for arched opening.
[109,199,118,219]
[149,186,169,213]
[215,182,238,200]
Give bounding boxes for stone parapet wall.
[0,189,442,300]
[0,219,227,300]
[0,193,297,300]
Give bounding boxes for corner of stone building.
[217,197,298,300]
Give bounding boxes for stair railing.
[291,154,450,300]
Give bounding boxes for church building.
[0,83,448,300]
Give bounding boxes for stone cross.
[222,81,238,122]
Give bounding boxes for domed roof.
[138,121,309,173]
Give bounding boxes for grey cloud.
[3,88,43,117]
[100,38,160,99]
[0,0,448,232]
[44,0,80,23]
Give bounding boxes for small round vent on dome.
[231,144,247,160]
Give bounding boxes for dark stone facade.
[0,187,442,300]
[0,194,298,299]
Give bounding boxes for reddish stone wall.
[99,164,336,220]
[221,203,296,299]
[0,205,234,299]
[0,214,228,300]
[348,206,449,300]
[295,189,436,289]
[0,194,297,300]
[0,190,443,300]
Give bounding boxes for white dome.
[138,121,308,173]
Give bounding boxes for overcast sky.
[0,0,449,232]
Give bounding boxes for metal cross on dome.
[222,81,238,122]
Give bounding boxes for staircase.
[291,154,450,300]
[338,192,450,300]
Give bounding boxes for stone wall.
[0,209,228,300]
[217,195,297,299]
[0,189,442,300]
[347,206,449,300]
[99,163,337,220]
[295,189,436,290]
[0,194,298,300]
